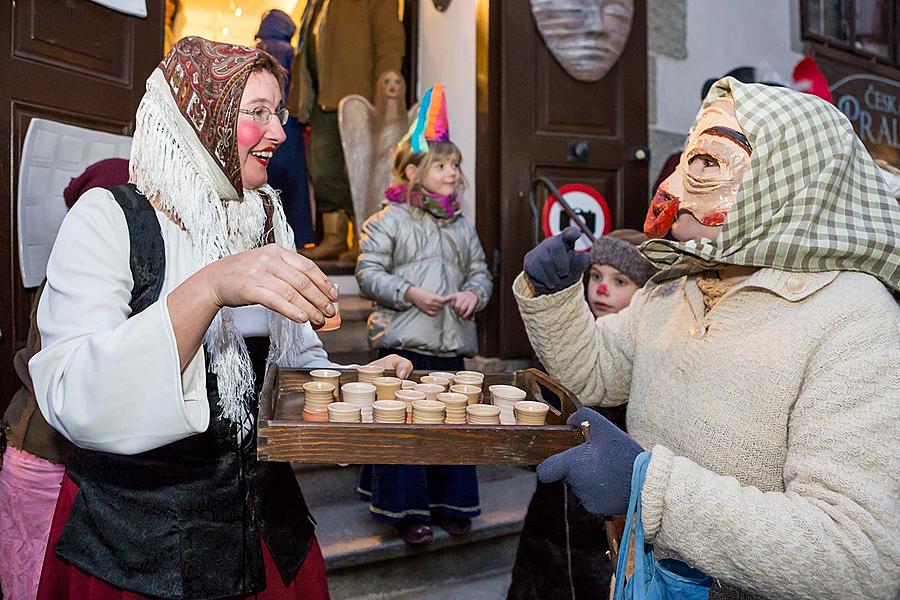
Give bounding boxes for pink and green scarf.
[385,182,461,219]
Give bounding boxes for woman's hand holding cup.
[202,243,339,326]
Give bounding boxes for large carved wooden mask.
[530,0,634,82]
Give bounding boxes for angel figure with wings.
[338,71,418,258]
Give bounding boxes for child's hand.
[364,354,414,379]
[405,286,447,316]
[446,291,479,319]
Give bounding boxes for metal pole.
[528,176,597,247]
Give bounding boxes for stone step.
[329,536,518,600]
[295,463,527,510]
[314,467,536,600]
[391,569,512,600]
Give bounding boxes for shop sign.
[832,74,900,166]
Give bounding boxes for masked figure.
[645,96,752,238]
[516,78,900,600]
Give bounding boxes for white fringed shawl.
[130,68,310,437]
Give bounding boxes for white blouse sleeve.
[29,189,208,455]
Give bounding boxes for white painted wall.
[655,0,803,134]
[417,0,477,221]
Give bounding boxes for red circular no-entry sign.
[541,183,612,252]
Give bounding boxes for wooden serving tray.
[257,367,587,465]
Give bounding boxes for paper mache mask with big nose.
[644,96,753,239]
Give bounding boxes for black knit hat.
[590,229,659,287]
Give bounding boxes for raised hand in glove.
[523,226,592,296]
[537,407,644,517]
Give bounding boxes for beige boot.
[300,211,348,260]
[338,217,359,262]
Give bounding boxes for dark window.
[802,0,898,66]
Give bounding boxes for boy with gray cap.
[586,229,658,318]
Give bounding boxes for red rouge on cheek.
[237,121,263,147]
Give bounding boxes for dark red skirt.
[37,474,330,600]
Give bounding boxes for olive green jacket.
[288,0,404,122]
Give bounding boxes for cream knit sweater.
[514,268,899,600]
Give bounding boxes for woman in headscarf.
[517,78,899,599]
[30,37,411,599]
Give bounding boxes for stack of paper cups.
[420,375,450,391]
[412,399,446,424]
[414,383,443,401]
[437,392,468,424]
[373,376,402,401]
[373,400,407,423]
[454,371,485,384]
[302,381,335,421]
[327,402,361,423]
[395,389,426,423]
[357,365,384,384]
[466,404,501,425]
[513,400,550,425]
[341,382,377,423]
[489,385,527,425]
[428,371,457,381]
[310,369,342,399]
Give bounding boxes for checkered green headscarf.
[642,77,900,293]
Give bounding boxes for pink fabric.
[0,445,65,600]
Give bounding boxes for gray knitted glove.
[537,408,644,517]
[523,226,592,296]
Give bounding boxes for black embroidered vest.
[55,185,315,599]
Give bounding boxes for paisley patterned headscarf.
[158,37,257,198]
[130,37,307,436]
[642,77,900,293]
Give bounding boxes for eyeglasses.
[238,106,290,125]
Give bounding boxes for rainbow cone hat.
[401,84,450,153]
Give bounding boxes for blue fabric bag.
[613,451,712,600]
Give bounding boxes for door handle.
[631,147,650,162]
[567,140,589,163]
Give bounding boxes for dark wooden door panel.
[476,0,647,358]
[0,0,163,413]
[15,0,136,84]
[536,50,624,139]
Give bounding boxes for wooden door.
[0,0,163,413]
[476,0,648,358]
